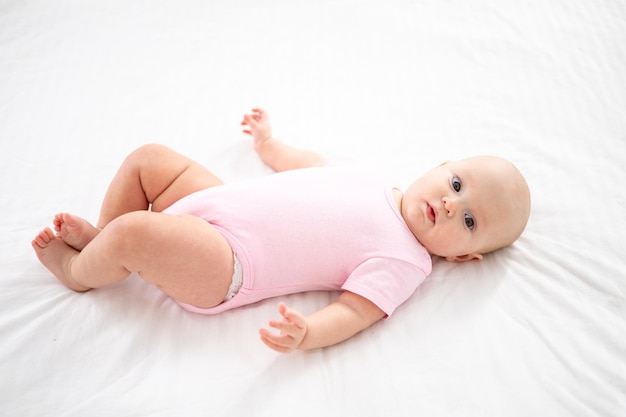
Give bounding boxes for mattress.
[1,0,625,416]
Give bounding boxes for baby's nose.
[442,196,457,216]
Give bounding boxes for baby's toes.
[53,213,64,232]
[33,228,54,247]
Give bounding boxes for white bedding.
[1,1,625,416]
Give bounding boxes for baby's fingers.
[278,303,306,327]
[241,114,258,136]
[260,336,292,354]
[268,318,304,335]
[241,114,255,126]
[251,108,266,118]
[259,328,298,353]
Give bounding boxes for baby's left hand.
[241,108,272,150]
[259,303,308,353]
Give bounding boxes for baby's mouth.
[427,204,436,223]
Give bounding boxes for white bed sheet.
[1,1,625,416]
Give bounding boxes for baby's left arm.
[259,291,386,353]
[241,108,326,172]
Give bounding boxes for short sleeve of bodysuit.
[342,257,428,317]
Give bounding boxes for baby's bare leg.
[34,210,234,308]
[52,145,222,251]
[97,144,224,228]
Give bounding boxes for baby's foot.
[53,213,100,251]
[31,228,90,292]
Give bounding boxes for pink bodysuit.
[163,166,431,316]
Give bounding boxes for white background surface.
[1,1,625,416]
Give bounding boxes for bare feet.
[54,213,100,251]
[31,228,91,292]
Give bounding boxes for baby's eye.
[452,177,462,192]
[464,214,475,230]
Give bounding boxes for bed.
[1,0,625,416]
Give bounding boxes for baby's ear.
[445,253,483,263]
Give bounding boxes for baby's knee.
[125,143,174,166]
[106,211,154,246]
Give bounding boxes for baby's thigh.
[123,211,234,308]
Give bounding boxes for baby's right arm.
[258,291,386,353]
[241,108,326,172]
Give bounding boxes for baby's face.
[401,156,530,261]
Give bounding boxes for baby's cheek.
[432,228,465,256]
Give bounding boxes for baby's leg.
[33,210,234,308]
[52,145,222,251]
[97,144,224,228]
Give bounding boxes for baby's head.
[401,156,530,262]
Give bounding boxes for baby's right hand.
[259,303,308,353]
[241,108,272,150]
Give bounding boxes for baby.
[32,108,531,353]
